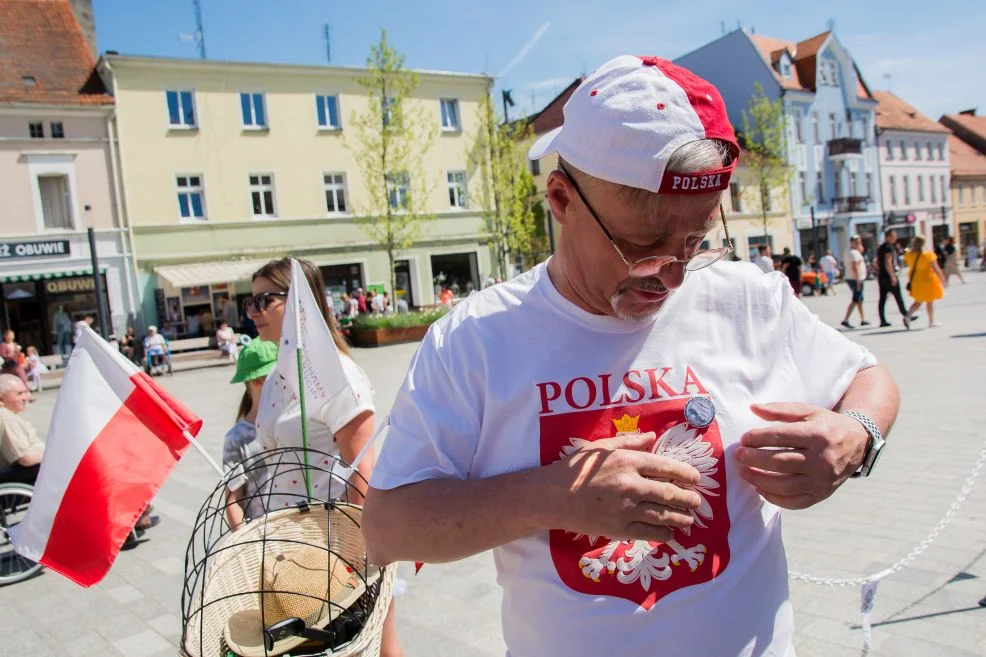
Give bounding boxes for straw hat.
[182,504,377,657]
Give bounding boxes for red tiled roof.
[873,91,949,133]
[748,34,803,91]
[0,0,112,105]
[530,77,583,136]
[949,134,986,177]
[748,30,873,101]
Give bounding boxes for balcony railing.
[834,196,870,213]
[828,137,863,158]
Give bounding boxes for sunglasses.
[242,291,287,314]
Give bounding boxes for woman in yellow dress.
[904,236,947,328]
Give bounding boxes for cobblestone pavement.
[3,270,985,657]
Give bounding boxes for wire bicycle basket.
[181,448,394,657]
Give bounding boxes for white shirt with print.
[372,260,876,657]
[256,354,374,507]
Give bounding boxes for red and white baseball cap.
[528,55,739,195]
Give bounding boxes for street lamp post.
[86,207,111,338]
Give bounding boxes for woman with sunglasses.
[245,257,404,657]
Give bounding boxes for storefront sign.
[0,239,70,260]
[45,276,96,294]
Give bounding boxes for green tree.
[469,92,545,277]
[348,29,437,295]
[741,82,792,243]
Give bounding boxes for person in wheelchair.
[0,374,44,486]
[144,325,168,376]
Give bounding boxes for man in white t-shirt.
[840,235,870,329]
[820,249,839,294]
[751,244,774,274]
[363,56,899,657]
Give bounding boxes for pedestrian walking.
[904,236,946,328]
[780,247,802,297]
[820,249,839,295]
[841,235,870,328]
[964,241,979,271]
[751,244,773,274]
[876,229,911,329]
[362,54,898,657]
[222,339,277,531]
[245,257,404,657]
[942,237,965,285]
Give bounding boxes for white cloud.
[498,22,551,79]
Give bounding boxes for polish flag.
[11,326,202,587]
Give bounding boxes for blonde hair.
[252,257,351,357]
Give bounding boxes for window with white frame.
[815,171,825,203]
[176,175,206,219]
[834,172,842,200]
[440,98,460,131]
[315,94,340,130]
[829,113,837,139]
[889,175,897,206]
[447,171,467,208]
[38,175,73,229]
[240,93,267,129]
[530,159,540,176]
[793,110,803,143]
[958,183,965,206]
[165,90,196,127]
[930,175,937,204]
[29,122,44,139]
[780,59,792,79]
[323,173,347,213]
[812,112,820,144]
[861,116,869,143]
[729,181,742,212]
[885,140,894,160]
[249,174,276,216]
[940,175,947,203]
[927,142,933,160]
[798,172,807,202]
[850,171,858,196]
[899,140,907,160]
[382,96,397,128]
[50,122,65,139]
[865,173,873,199]
[386,172,410,209]
[917,174,925,202]
[938,144,945,160]
[903,175,911,205]
[915,142,922,160]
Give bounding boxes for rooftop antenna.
[826,18,835,32]
[323,23,331,64]
[178,0,206,59]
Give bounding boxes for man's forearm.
[362,467,555,566]
[834,364,900,445]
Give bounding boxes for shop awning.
[154,259,270,288]
[0,268,105,283]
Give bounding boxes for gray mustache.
[617,277,667,294]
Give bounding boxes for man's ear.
[546,170,576,227]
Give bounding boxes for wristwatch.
[842,411,886,478]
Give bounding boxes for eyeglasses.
[242,291,287,314]
[561,166,734,279]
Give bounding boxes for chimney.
[69,0,99,59]
[959,108,977,116]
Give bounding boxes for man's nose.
[655,264,687,290]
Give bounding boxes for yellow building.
[947,135,986,251]
[101,55,492,332]
[524,80,795,262]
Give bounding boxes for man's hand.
[734,403,869,510]
[544,431,702,543]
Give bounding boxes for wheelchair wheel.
[0,483,44,585]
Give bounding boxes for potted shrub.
[352,307,449,347]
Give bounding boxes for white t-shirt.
[820,254,838,274]
[752,254,773,274]
[372,260,876,657]
[845,249,865,281]
[256,354,375,507]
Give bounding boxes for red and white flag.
[12,326,203,587]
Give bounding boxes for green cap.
[229,339,278,384]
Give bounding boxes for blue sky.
[92,0,985,121]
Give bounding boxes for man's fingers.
[594,431,657,452]
[635,452,701,485]
[632,479,703,511]
[621,523,674,544]
[734,446,809,474]
[749,402,815,423]
[740,426,810,449]
[738,467,811,497]
[630,502,696,530]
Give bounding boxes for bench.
[165,335,241,368]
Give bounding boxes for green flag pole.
[296,347,313,500]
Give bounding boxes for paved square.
[3,270,985,656]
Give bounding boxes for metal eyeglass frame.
[560,164,734,278]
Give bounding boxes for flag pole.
[182,429,225,478]
[296,348,313,499]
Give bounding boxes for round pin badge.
[684,396,716,428]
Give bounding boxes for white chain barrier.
[788,436,986,647]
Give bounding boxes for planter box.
[354,324,430,348]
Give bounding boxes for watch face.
[866,438,885,474]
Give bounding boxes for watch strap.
[842,410,884,478]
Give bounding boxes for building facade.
[676,29,882,260]
[0,0,140,356]
[873,91,951,247]
[941,110,986,250]
[102,55,493,333]
[524,76,795,262]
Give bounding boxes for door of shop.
[430,252,480,299]
[394,260,415,307]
